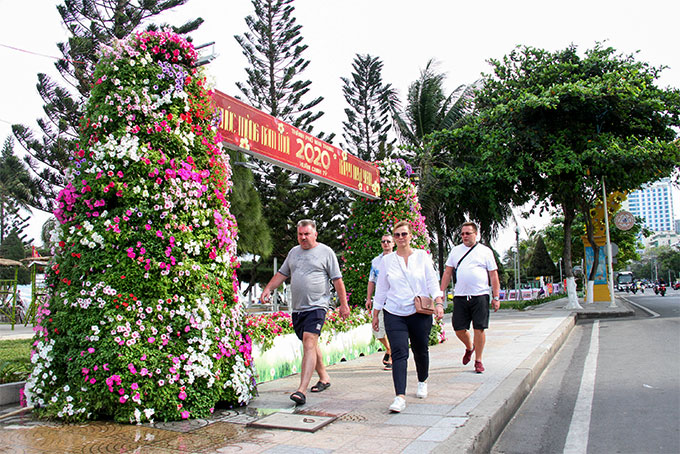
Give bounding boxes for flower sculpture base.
[252,323,381,383]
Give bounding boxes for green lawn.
[0,338,32,384]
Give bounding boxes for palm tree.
[391,60,479,271]
[0,137,43,243]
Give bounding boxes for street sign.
[614,210,635,231]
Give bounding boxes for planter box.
[252,323,381,383]
[0,381,25,406]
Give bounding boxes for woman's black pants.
[384,310,432,396]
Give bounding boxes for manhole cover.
[248,412,336,432]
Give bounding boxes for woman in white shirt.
[373,220,444,413]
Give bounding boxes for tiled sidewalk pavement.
[1,299,626,454]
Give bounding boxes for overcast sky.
[1,0,678,252]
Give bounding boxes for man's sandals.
[383,353,392,370]
[290,391,306,405]
[310,381,331,392]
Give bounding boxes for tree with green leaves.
[234,0,349,287]
[391,60,481,272]
[0,231,30,284]
[527,236,557,279]
[228,151,272,259]
[342,158,429,305]
[541,213,650,274]
[0,137,41,243]
[13,1,202,209]
[449,44,680,306]
[340,54,398,161]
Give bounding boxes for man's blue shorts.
[292,308,327,340]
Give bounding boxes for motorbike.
[658,284,666,297]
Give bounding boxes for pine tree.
[0,136,41,243]
[234,0,348,284]
[342,159,429,305]
[0,231,30,284]
[341,54,398,161]
[527,236,557,278]
[228,151,272,259]
[13,1,203,210]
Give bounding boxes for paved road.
[492,291,680,454]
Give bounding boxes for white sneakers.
[389,383,428,412]
[389,396,406,413]
[416,382,428,398]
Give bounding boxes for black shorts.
[292,308,327,340]
[452,295,490,331]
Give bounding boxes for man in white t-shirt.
[366,234,393,369]
[439,222,501,373]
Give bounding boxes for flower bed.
[245,307,446,383]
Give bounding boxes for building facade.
[624,178,675,233]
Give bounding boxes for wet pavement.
[0,297,634,453]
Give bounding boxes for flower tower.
[342,158,429,306]
[24,30,256,423]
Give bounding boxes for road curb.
[433,314,577,454]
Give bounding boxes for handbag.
[395,253,435,315]
[413,295,435,315]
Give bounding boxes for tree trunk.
[562,207,582,309]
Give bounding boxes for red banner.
[212,90,380,199]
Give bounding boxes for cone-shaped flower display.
[342,158,429,305]
[25,30,255,423]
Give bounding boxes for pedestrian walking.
[439,222,501,374]
[366,234,394,370]
[373,221,444,413]
[261,219,350,406]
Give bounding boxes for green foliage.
[341,54,398,161]
[0,338,32,384]
[0,231,30,284]
[13,1,201,210]
[342,159,429,305]
[228,152,272,259]
[24,31,255,424]
[541,213,648,271]
[527,236,557,278]
[453,43,680,286]
[0,136,42,243]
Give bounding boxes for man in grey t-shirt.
[261,219,350,406]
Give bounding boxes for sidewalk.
[0,296,635,454]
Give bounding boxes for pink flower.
[181,411,190,419]
[119,396,127,403]
[178,390,187,401]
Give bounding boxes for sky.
[1,0,679,254]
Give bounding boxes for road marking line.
[622,298,661,318]
[563,320,599,454]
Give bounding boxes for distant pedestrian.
[261,219,350,406]
[366,234,394,370]
[373,221,444,413]
[440,222,501,374]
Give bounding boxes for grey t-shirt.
[279,243,342,312]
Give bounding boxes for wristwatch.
[492,296,500,301]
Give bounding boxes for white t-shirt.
[445,243,497,296]
[374,249,443,316]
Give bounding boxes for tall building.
[624,178,675,233]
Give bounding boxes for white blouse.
[373,249,443,316]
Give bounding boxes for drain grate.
[248,412,336,432]
[338,413,368,422]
